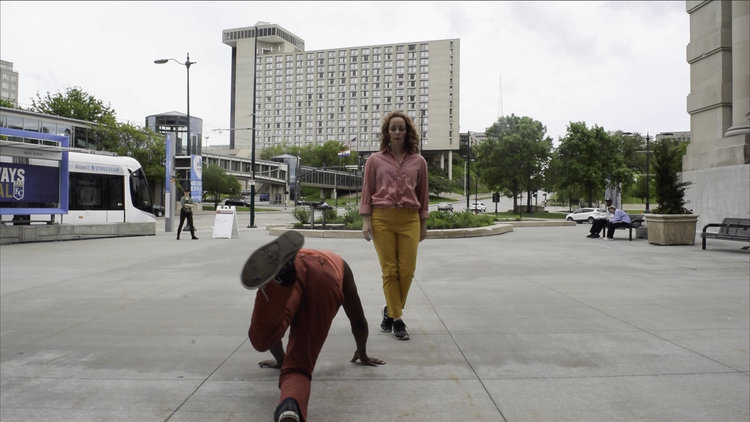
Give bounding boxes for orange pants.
[248,249,345,422]
[371,207,421,320]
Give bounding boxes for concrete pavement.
[1,210,748,421]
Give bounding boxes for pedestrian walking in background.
[176,190,198,240]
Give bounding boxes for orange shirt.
[359,150,429,220]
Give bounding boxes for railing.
[297,165,362,190]
[202,152,362,190]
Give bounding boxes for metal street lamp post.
[356,137,360,205]
[644,132,651,213]
[335,156,340,209]
[155,52,196,231]
[154,53,196,157]
[624,131,672,214]
[465,131,471,211]
[622,131,650,212]
[475,161,478,212]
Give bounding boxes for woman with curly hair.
[359,110,429,340]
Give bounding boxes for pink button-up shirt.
[359,151,430,220]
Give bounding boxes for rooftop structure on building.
[0,60,19,107]
[145,111,204,157]
[655,131,690,142]
[221,22,460,175]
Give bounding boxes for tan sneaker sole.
[240,231,304,290]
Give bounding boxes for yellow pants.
[371,207,421,320]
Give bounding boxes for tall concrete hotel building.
[222,22,459,174]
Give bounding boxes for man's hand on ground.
[258,359,281,369]
[350,351,386,366]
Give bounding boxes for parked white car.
[470,202,487,213]
[565,207,607,224]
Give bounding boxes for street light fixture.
[154,53,196,157]
[154,52,196,231]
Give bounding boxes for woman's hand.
[419,220,427,241]
[362,217,373,241]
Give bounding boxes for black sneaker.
[380,305,393,332]
[240,231,304,290]
[393,319,409,340]
[274,397,301,422]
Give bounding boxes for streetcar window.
[69,172,124,210]
[129,168,153,213]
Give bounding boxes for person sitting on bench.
[587,199,612,239]
[605,205,631,240]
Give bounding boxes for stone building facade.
[684,0,749,228]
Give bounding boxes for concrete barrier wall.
[0,222,156,245]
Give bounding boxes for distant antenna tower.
[498,73,504,119]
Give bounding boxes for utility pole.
[466,131,471,211]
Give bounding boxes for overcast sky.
[1,1,689,146]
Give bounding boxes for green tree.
[31,86,168,195]
[99,123,166,188]
[476,114,552,213]
[546,149,583,210]
[30,87,117,125]
[629,174,650,204]
[652,138,691,214]
[553,122,630,207]
[259,142,307,161]
[617,132,648,204]
[0,98,16,108]
[428,171,453,197]
[307,140,354,168]
[619,132,647,175]
[261,140,356,169]
[202,163,241,207]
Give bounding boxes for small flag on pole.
[337,149,351,157]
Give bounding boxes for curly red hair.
[379,110,420,154]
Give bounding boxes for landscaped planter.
[645,214,699,245]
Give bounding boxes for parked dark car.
[224,198,250,207]
[437,203,453,212]
[152,205,165,217]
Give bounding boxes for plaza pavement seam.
[163,339,248,421]
[412,277,510,422]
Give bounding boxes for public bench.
[616,215,645,241]
[701,218,750,250]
